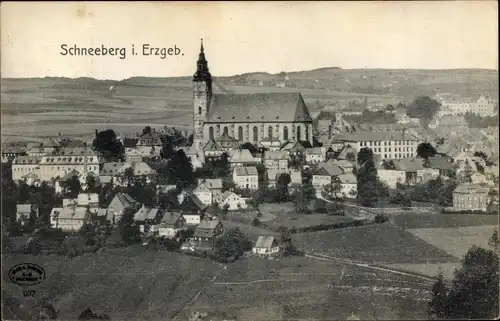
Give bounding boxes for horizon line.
[1,66,498,82]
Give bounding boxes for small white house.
[192,182,212,206]
[252,236,280,256]
[216,191,248,210]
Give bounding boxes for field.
[2,247,223,320]
[258,202,354,230]
[2,67,498,143]
[292,223,458,265]
[379,213,499,279]
[407,225,498,259]
[391,213,499,229]
[184,256,435,320]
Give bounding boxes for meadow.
[391,212,499,229]
[185,256,434,320]
[292,223,458,264]
[2,247,223,320]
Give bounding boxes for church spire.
[193,38,212,81]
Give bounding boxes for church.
[192,40,314,151]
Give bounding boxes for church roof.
[206,92,312,123]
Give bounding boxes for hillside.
[1,68,498,143]
[2,249,222,320]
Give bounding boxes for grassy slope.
[293,223,458,264]
[188,256,434,320]
[2,247,222,320]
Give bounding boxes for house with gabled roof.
[337,173,358,199]
[263,151,290,174]
[228,149,257,168]
[453,183,490,211]
[214,191,248,211]
[16,204,36,225]
[233,166,259,190]
[192,182,213,206]
[157,211,187,238]
[107,193,138,224]
[50,207,91,231]
[192,219,224,245]
[137,130,162,147]
[312,161,345,192]
[132,206,163,233]
[252,236,280,256]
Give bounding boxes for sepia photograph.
[1,1,499,320]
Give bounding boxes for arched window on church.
[253,126,258,142]
[223,126,229,135]
[198,106,202,115]
[238,126,243,141]
[297,126,302,141]
[283,126,289,141]
[305,126,310,142]
[268,126,273,138]
[209,126,214,140]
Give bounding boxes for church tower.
[193,39,212,150]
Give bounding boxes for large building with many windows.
[332,130,422,160]
[191,40,314,150]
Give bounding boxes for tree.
[474,151,488,162]
[160,135,175,160]
[119,208,141,245]
[356,149,379,207]
[406,96,441,121]
[214,228,252,262]
[158,189,179,209]
[122,167,135,185]
[417,142,438,160]
[345,152,356,163]
[428,269,449,320]
[142,126,152,135]
[85,174,99,193]
[292,183,315,213]
[357,147,374,166]
[240,142,258,155]
[326,201,345,215]
[488,230,499,254]
[275,173,291,202]
[92,129,125,162]
[61,175,82,198]
[428,246,499,319]
[34,182,58,226]
[167,150,195,189]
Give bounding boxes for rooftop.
[206,93,313,123]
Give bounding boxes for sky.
[1,1,498,80]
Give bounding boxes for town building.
[107,193,138,224]
[50,207,90,231]
[214,191,248,210]
[437,94,496,117]
[16,204,36,224]
[452,183,490,211]
[38,147,99,182]
[192,219,224,246]
[233,166,259,190]
[331,130,422,160]
[252,236,280,256]
[263,151,290,174]
[191,40,314,150]
[157,211,187,238]
[11,156,42,182]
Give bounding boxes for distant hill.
[1,67,498,143]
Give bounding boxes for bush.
[374,214,388,224]
[252,218,261,226]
